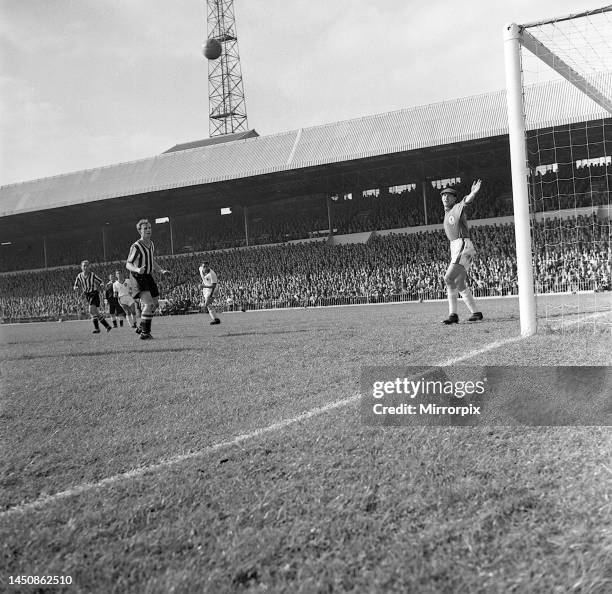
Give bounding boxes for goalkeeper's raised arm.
[464,179,482,205]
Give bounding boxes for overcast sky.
[0,0,604,186]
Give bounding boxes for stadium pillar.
[327,195,333,236]
[169,218,175,255]
[102,226,107,262]
[243,206,249,247]
[43,236,48,268]
[422,181,429,226]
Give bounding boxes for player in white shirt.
[113,270,140,329]
[199,261,220,325]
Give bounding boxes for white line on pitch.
[0,338,522,518]
[0,311,605,519]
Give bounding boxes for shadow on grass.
[6,347,201,361]
[220,329,312,338]
[1,338,80,346]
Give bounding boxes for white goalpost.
[504,6,612,336]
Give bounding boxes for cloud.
[0,74,177,185]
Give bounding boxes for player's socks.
[140,317,152,335]
[459,288,478,314]
[119,319,124,327]
[93,318,100,331]
[98,315,111,330]
[447,288,458,316]
[113,320,118,328]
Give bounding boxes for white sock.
[208,307,217,320]
[460,288,477,314]
[447,288,458,315]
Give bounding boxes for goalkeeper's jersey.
[443,198,470,241]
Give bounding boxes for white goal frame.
[503,7,612,336]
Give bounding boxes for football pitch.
[1,297,611,593]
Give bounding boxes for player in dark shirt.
[105,273,124,328]
[441,180,484,325]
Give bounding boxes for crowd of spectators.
[531,162,610,212]
[2,165,609,273]
[1,215,609,321]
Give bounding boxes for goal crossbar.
[520,5,612,29]
[520,28,612,114]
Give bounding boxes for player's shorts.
[119,294,135,307]
[131,273,160,299]
[202,286,217,302]
[119,300,136,315]
[107,298,122,316]
[450,238,476,270]
[84,291,100,307]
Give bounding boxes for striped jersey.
[127,239,155,274]
[443,198,470,242]
[74,271,103,293]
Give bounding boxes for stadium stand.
[1,78,609,321]
[1,164,609,273]
[1,215,609,322]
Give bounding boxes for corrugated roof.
[162,129,259,153]
[1,75,610,218]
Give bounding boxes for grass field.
[1,297,611,593]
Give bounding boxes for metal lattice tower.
[205,0,248,136]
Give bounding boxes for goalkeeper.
[440,180,484,325]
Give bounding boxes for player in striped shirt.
[73,260,112,333]
[125,219,170,340]
[440,180,484,325]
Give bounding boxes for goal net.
[504,7,612,335]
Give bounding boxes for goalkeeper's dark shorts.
[131,273,160,299]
